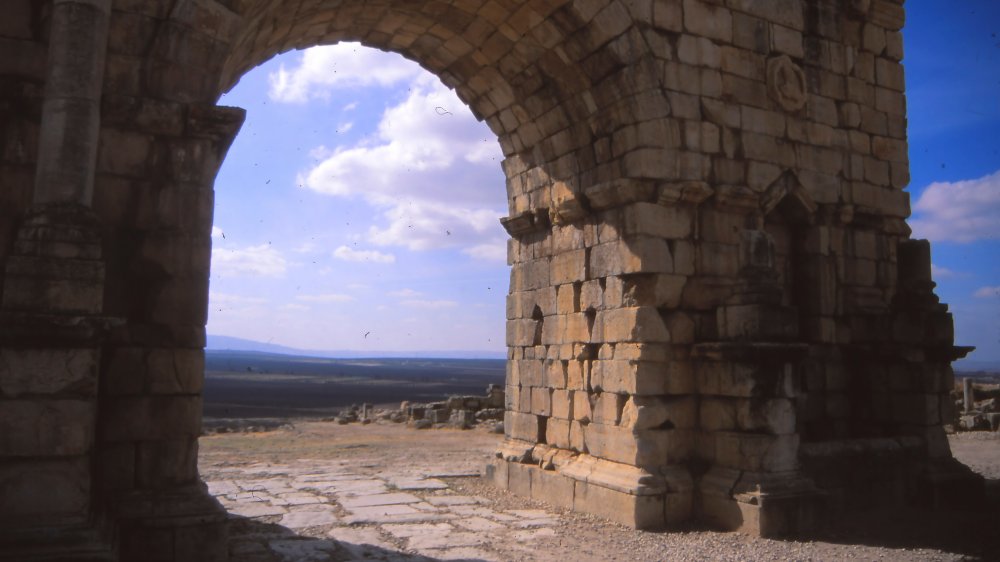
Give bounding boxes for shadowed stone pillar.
[33,0,110,207]
[0,0,115,559]
[695,230,822,535]
[97,104,244,562]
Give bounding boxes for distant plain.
[203,350,505,419]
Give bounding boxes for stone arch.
[0,1,985,560]
[137,0,669,213]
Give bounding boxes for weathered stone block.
[0,458,91,522]
[0,399,94,456]
[505,411,542,442]
[697,361,795,398]
[530,465,575,509]
[573,478,666,530]
[589,237,674,277]
[545,417,572,449]
[135,439,199,488]
[622,202,692,239]
[596,306,670,343]
[683,0,733,42]
[101,396,202,441]
[715,432,799,472]
[736,398,796,434]
[0,348,97,398]
[584,423,692,467]
[530,386,552,416]
[551,389,573,419]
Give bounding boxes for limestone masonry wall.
[0,1,983,560]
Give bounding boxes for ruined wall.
[0,0,982,560]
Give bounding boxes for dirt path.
[199,422,1000,561]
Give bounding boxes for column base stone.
[0,518,115,562]
[487,453,694,530]
[915,458,985,511]
[114,485,228,562]
[698,467,825,537]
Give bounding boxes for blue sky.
[208,5,999,362]
[905,2,1000,363]
[208,45,508,354]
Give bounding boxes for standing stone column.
[0,1,114,558]
[33,0,111,208]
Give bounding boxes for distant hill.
[954,359,1000,374]
[206,334,506,360]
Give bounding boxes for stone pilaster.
[0,204,116,560]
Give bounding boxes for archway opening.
[197,43,512,552]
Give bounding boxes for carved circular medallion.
[767,55,808,112]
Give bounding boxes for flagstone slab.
[279,506,339,529]
[278,492,325,505]
[229,503,288,518]
[416,547,502,561]
[425,495,483,507]
[406,530,485,550]
[453,516,505,531]
[268,538,338,562]
[339,492,422,508]
[381,522,454,539]
[390,477,449,490]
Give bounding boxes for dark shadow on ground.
[226,516,490,562]
[794,478,1000,560]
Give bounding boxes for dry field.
[199,421,1000,561]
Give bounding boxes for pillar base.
[114,485,228,562]
[0,518,115,562]
[698,467,825,537]
[487,453,693,530]
[916,458,985,510]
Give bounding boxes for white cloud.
[268,44,424,103]
[974,286,1000,298]
[463,240,508,262]
[293,241,319,254]
[337,122,353,133]
[401,299,459,309]
[389,288,422,298]
[931,264,959,279]
[212,244,287,277]
[333,245,396,263]
[209,292,267,306]
[211,226,224,239]
[295,293,354,303]
[300,72,506,257]
[281,303,311,311]
[367,202,503,251]
[343,101,358,111]
[910,169,1000,243]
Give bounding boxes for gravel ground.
[200,422,1000,561]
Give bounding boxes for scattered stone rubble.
[952,380,1000,432]
[334,385,506,432]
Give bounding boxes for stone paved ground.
[199,421,1000,561]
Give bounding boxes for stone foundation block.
[530,465,575,509]
[573,478,666,529]
[698,468,825,537]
